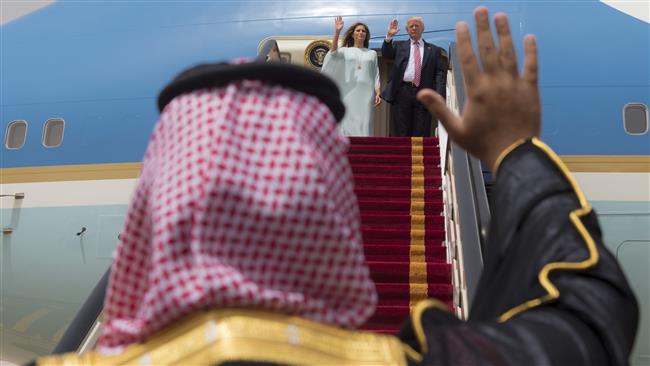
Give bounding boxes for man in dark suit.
[381,17,447,137]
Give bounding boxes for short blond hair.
[406,16,424,29]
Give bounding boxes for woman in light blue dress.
[321,17,380,136]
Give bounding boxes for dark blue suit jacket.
[380,39,447,103]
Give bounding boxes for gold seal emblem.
[304,40,332,70]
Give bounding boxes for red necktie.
[413,41,421,87]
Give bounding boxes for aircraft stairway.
[39,40,491,360]
[348,136,452,333]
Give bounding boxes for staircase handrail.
[440,42,491,316]
[447,41,491,260]
[49,268,110,355]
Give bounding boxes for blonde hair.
[406,16,425,29]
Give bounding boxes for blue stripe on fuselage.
[2,1,648,168]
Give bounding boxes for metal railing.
[49,268,109,355]
[440,41,491,319]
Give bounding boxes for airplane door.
[258,36,392,137]
[374,55,393,137]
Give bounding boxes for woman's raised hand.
[335,16,344,34]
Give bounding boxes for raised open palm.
[335,16,344,33]
[417,8,540,171]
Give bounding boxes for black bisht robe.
[399,138,639,366]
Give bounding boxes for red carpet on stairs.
[348,136,451,334]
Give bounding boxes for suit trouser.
[392,82,435,137]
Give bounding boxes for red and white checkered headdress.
[96,62,376,353]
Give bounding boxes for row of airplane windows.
[2,103,648,151]
[4,119,64,150]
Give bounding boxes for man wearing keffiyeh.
[38,7,637,366]
[97,71,378,354]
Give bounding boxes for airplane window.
[43,118,65,147]
[4,120,27,149]
[280,52,292,63]
[623,103,648,135]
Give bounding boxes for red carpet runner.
[348,137,452,334]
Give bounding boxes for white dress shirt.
[403,39,424,83]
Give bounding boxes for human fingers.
[390,19,398,31]
[474,7,498,73]
[522,34,538,86]
[417,89,462,137]
[494,13,517,75]
[456,21,480,88]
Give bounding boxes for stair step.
[354,175,442,188]
[358,199,443,213]
[363,238,445,246]
[364,245,446,263]
[355,187,441,199]
[348,154,440,165]
[375,283,453,302]
[368,262,452,283]
[350,164,440,177]
[348,136,451,334]
[360,213,444,226]
[362,228,445,240]
[349,136,439,146]
[348,145,439,155]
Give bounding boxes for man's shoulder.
[424,42,447,59]
[423,41,438,49]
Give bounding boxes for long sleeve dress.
[321,47,380,136]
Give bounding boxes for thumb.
[417,89,461,137]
